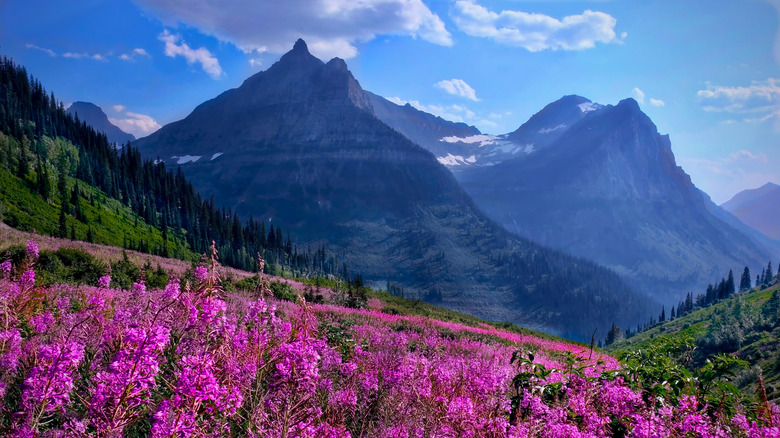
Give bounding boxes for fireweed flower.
[20,270,35,289]
[194,266,208,282]
[0,260,11,279]
[98,275,111,289]
[132,281,146,295]
[90,325,170,433]
[22,342,84,414]
[0,329,22,372]
[26,240,39,259]
[30,312,55,333]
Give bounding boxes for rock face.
[456,97,774,302]
[366,91,481,158]
[722,183,780,240]
[66,102,135,145]
[134,39,653,341]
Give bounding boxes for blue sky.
[1,0,778,204]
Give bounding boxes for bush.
[269,280,297,302]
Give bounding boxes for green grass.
[609,283,780,401]
[0,167,197,262]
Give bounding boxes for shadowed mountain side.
[134,39,655,341]
[457,98,773,303]
[66,101,135,145]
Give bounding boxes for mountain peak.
[66,101,135,144]
[293,38,308,53]
[617,97,641,111]
[326,57,348,72]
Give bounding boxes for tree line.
[0,56,346,278]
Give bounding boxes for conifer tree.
[726,270,736,298]
[740,266,752,291]
[605,323,623,346]
[659,306,666,322]
[670,305,675,319]
[766,261,774,286]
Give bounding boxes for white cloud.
[451,0,621,51]
[132,0,452,60]
[25,43,56,57]
[62,51,108,61]
[632,87,665,108]
[631,87,645,104]
[697,78,780,114]
[109,107,162,138]
[120,47,151,61]
[159,30,223,79]
[435,79,479,101]
[384,95,501,132]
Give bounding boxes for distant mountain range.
[722,183,780,240]
[370,93,774,302]
[66,101,135,145]
[134,39,653,340]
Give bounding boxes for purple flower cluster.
[0,242,776,437]
[22,342,84,414]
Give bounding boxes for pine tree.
[605,323,623,346]
[58,205,67,238]
[726,270,736,298]
[670,305,676,319]
[659,306,666,322]
[740,266,752,291]
[766,261,774,286]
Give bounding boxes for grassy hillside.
[0,133,196,260]
[609,283,780,402]
[1,231,777,436]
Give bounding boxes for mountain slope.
[66,101,135,145]
[722,183,780,240]
[609,282,780,402]
[456,98,773,302]
[134,40,653,340]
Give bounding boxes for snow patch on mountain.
[437,153,475,166]
[211,152,224,160]
[578,102,601,113]
[440,134,500,147]
[538,124,567,134]
[173,155,201,164]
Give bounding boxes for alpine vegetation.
[0,240,777,437]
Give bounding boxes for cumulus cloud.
[159,30,223,79]
[451,0,621,51]
[110,106,162,138]
[697,78,780,114]
[132,0,452,60]
[435,79,479,101]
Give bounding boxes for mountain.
[66,101,135,145]
[369,93,603,168]
[455,97,773,303]
[134,39,654,340]
[722,183,780,240]
[366,91,481,161]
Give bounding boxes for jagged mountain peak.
[293,38,308,52]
